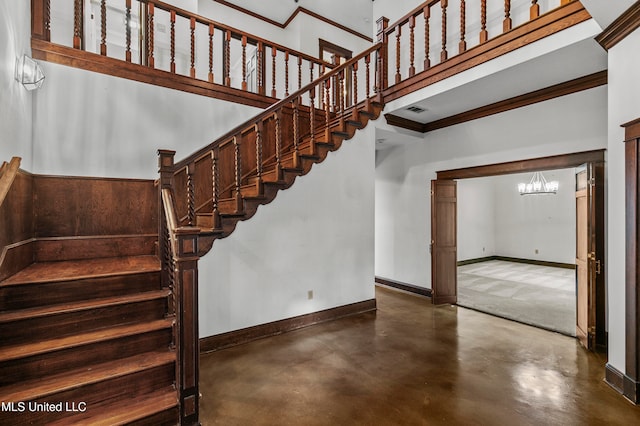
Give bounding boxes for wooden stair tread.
[47,388,178,426]
[0,318,173,362]
[1,255,160,286]
[0,289,170,323]
[0,350,175,402]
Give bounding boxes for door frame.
[435,149,606,348]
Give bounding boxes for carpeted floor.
[457,260,576,336]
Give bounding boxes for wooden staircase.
[0,42,384,425]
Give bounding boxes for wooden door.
[431,180,457,305]
[575,164,604,350]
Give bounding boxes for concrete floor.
[200,286,640,425]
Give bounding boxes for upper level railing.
[377,0,577,91]
[32,0,334,100]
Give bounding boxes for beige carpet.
[457,260,576,336]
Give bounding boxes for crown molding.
[212,1,373,42]
[595,0,640,50]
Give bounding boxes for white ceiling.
[218,0,374,37]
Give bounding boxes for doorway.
[431,150,606,350]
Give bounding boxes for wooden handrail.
[0,157,21,208]
[173,43,383,171]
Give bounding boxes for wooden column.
[624,117,640,403]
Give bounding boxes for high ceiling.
[217,0,374,37]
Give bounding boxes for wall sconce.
[15,54,45,91]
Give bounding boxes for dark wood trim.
[606,363,626,395]
[624,118,640,405]
[596,0,640,50]
[457,256,575,269]
[383,1,590,103]
[212,1,373,42]
[31,39,278,109]
[437,149,605,180]
[384,113,425,132]
[424,71,607,132]
[385,71,607,134]
[319,39,353,61]
[199,299,377,353]
[375,277,432,297]
[456,256,496,266]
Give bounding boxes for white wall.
[199,125,376,337]
[0,1,33,168]
[457,177,496,260]
[375,86,607,287]
[606,28,640,374]
[31,61,260,179]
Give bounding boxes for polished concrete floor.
[200,286,640,425]
[458,260,576,336]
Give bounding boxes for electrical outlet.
[307,290,313,300]
[535,249,539,254]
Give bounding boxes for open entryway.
[431,150,605,350]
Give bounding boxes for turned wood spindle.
[271,46,277,98]
[275,111,283,179]
[480,0,488,43]
[224,30,231,86]
[187,164,195,226]
[100,0,107,56]
[530,0,540,20]
[169,11,176,72]
[211,149,220,230]
[298,57,302,90]
[242,36,247,91]
[190,18,196,78]
[409,16,416,77]
[73,0,82,49]
[441,0,448,62]
[257,42,264,95]
[208,24,214,82]
[255,122,263,182]
[45,0,51,41]
[324,78,331,142]
[459,0,467,54]
[233,136,241,204]
[284,51,290,96]
[293,98,300,158]
[395,26,401,84]
[365,54,371,100]
[125,0,132,62]
[309,88,316,147]
[504,0,512,32]
[147,3,155,68]
[424,6,431,70]
[353,61,358,105]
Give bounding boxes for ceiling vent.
[406,105,426,113]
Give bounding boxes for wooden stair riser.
[0,298,168,348]
[0,328,172,386]
[0,272,161,310]
[0,365,174,425]
[35,235,157,262]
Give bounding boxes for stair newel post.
[208,23,214,82]
[375,16,389,93]
[210,148,221,230]
[530,0,540,20]
[174,225,200,426]
[158,149,176,288]
[233,136,243,213]
[275,111,284,181]
[73,0,83,49]
[126,0,132,62]
[100,0,107,56]
[32,0,51,41]
[503,0,512,32]
[255,122,264,194]
[459,0,467,54]
[324,77,331,143]
[186,163,195,227]
[190,17,196,78]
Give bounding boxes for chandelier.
[517,171,558,195]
